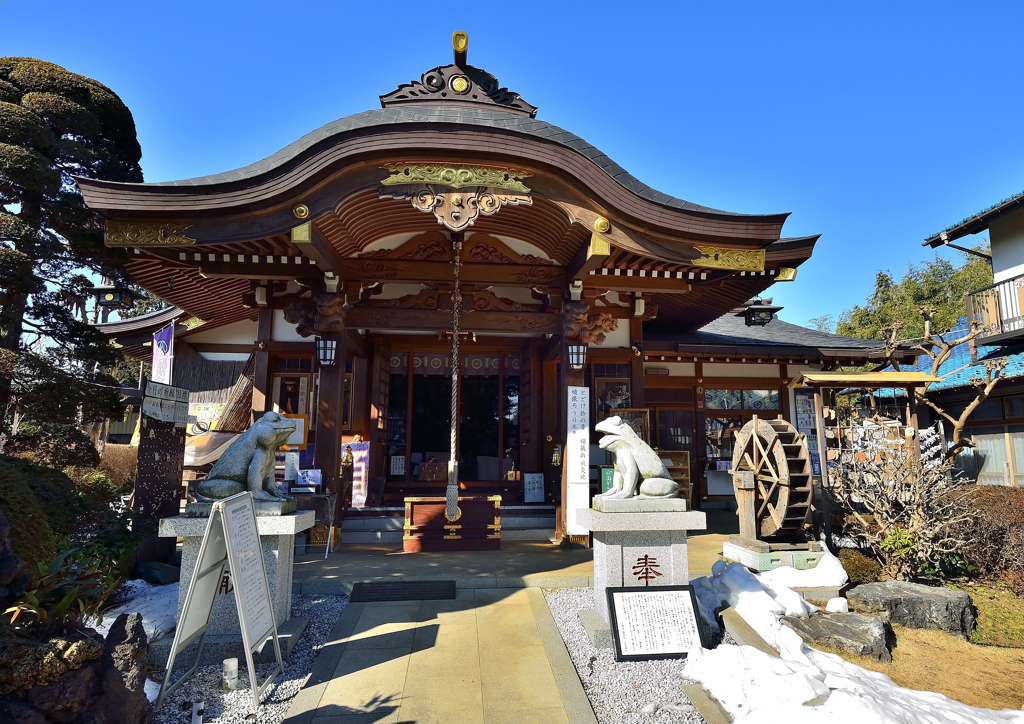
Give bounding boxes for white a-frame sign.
[156,492,282,708]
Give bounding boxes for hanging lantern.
[90,284,138,310]
[567,341,588,371]
[739,298,783,327]
[315,336,337,366]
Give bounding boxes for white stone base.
[576,507,706,623]
[159,511,314,638]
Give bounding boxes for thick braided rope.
[446,243,462,521]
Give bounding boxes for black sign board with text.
[606,585,709,662]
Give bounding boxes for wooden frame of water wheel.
[729,416,814,540]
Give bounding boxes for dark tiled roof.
[135,107,772,220]
[924,189,1024,246]
[95,306,185,335]
[647,313,886,353]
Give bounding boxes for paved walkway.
[284,510,738,723]
[284,588,596,724]
[292,510,736,594]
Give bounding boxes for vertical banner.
[566,385,590,536]
[152,323,175,384]
[346,441,372,506]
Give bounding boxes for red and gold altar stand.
[403,495,501,552]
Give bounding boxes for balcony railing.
[967,271,1024,342]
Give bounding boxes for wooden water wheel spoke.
[731,417,814,539]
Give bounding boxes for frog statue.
[194,411,297,501]
[593,415,679,499]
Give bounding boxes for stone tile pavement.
[283,588,597,724]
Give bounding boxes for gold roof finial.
[453,30,468,66]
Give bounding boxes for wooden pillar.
[812,388,835,551]
[314,332,348,495]
[556,333,586,542]
[629,315,644,410]
[251,308,273,417]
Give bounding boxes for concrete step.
[341,530,404,544]
[500,528,557,541]
[340,514,555,533]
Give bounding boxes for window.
[1006,396,1024,418]
[657,409,693,450]
[705,417,744,459]
[704,389,779,411]
[972,398,1003,420]
[705,390,742,410]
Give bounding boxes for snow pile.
[685,553,1024,723]
[92,580,179,642]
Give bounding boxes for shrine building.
[82,33,906,540]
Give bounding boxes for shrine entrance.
[381,345,530,502]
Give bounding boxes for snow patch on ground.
[91,579,179,642]
[686,553,1024,723]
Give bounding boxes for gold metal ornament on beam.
[776,267,798,281]
[293,204,310,219]
[692,245,765,272]
[380,163,531,193]
[105,220,196,246]
[593,216,611,233]
[380,185,532,233]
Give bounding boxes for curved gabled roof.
[77,106,788,226]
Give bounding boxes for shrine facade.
[83,33,905,537]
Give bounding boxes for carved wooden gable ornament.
[379,163,533,233]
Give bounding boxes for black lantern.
[315,336,337,366]
[567,341,587,371]
[90,284,138,310]
[739,297,783,327]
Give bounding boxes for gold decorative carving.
[593,216,611,233]
[105,220,195,246]
[380,184,532,233]
[562,301,618,345]
[293,204,310,219]
[776,267,798,281]
[380,163,531,193]
[692,245,765,272]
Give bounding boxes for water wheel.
[730,417,813,539]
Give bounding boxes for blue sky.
[4,0,1022,329]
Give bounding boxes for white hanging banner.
[151,323,175,384]
[566,386,590,536]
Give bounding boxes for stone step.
[340,515,555,532]
[497,528,557,541]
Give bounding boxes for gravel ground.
[154,594,348,724]
[544,587,735,724]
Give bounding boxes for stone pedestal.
[722,535,823,572]
[153,510,313,666]
[576,507,706,624]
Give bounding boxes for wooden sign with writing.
[606,586,709,662]
[156,493,282,709]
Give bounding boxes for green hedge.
[0,455,105,570]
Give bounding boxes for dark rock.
[26,661,97,722]
[0,701,48,724]
[95,613,155,724]
[782,612,894,662]
[135,561,179,585]
[847,580,976,639]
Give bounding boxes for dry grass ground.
[948,582,1024,648]
[812,625,1024,710]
